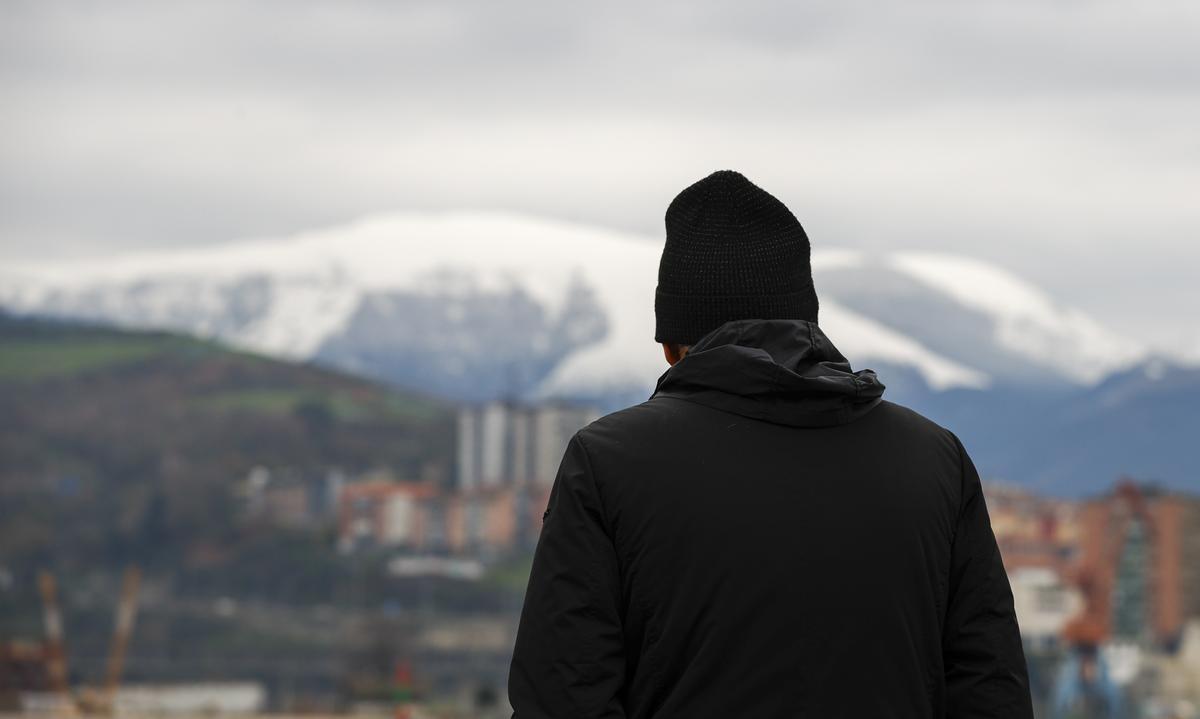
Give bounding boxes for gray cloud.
[2,0,1198,354]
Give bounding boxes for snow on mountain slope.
[889,252,1144,384]
[1,212,655,361]
[818,300,990,390]
[0,211,1139,400]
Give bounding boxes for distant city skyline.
[3,0,1198,354]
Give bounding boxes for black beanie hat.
[654,170,819,345]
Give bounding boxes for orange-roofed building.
[337,481,442,552]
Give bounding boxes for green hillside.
[0,313,455,582]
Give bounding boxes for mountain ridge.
[2,211,1195,495]
[0,211,1163,402]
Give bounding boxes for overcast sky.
[2,0,1197,355]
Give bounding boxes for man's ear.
[662,342,688,366]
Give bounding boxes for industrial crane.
[35,567,141,716]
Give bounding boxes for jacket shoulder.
[575,397,677,445]
[869,398,956,439]
[867,399,973,485]
[580,393,710,432]
[568,397,696,470]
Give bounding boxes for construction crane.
[37,571,76,717]
[103,567,141,707]
[36,567,142,716]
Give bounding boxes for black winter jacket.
[508,318,1033,718]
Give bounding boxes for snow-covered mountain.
[4,211,1197,494]
[0,211,1148,405]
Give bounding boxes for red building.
[1065,480,1200,645]
[337,481,442,551]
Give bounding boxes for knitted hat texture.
[655,170,819,345]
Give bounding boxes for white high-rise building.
[531,401,600,488]
[455,398,601,491]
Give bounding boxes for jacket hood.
[649,318,886,427]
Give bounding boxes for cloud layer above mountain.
[2,0,1198,356]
